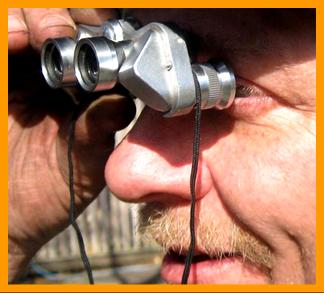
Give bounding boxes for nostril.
[105,137,213,203]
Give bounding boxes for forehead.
[124,10,314,47]
[123,9,315,64]
[122,8,315,109]
[123,8,315,30]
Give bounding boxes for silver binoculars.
[41,19,236,117]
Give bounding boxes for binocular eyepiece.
[41,20,133,90]
[41,38,77,88]
[75,37,126,92]
[41,19,236,117]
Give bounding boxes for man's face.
[105,9,316,284]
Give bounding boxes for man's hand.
[8,8,135,282]
[8,8,118,52]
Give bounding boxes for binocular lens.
[75,37,121,92]
[51,46,63,79]
[86,51,99,84]
[41,38,77,88]
[77,43,99,87]
[42,42,63,86]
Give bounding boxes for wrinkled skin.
[105,9,316,284]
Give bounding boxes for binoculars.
[41,19,236,117]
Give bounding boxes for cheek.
[204,112,316,248]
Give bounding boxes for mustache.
[138,202,272,269]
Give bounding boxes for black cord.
[181,73,202,284]
[68,108,94,284]
[67,75,201,285]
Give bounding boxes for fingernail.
[8,15,27,33]
[39,15,76,30]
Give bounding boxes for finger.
[23,8,76,51]
[76,94,136,143]
[57,94,136,199]
[8,9,29,53]
[69,8,118,25]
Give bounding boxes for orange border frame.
[2,1,321,292]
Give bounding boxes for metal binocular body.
[41,19,236,117]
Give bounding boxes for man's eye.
[235,85,256,98]
[235,83,264,98]
[224,78,278,119]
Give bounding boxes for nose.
[105,108,213,203]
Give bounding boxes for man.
[8,8,316,284]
